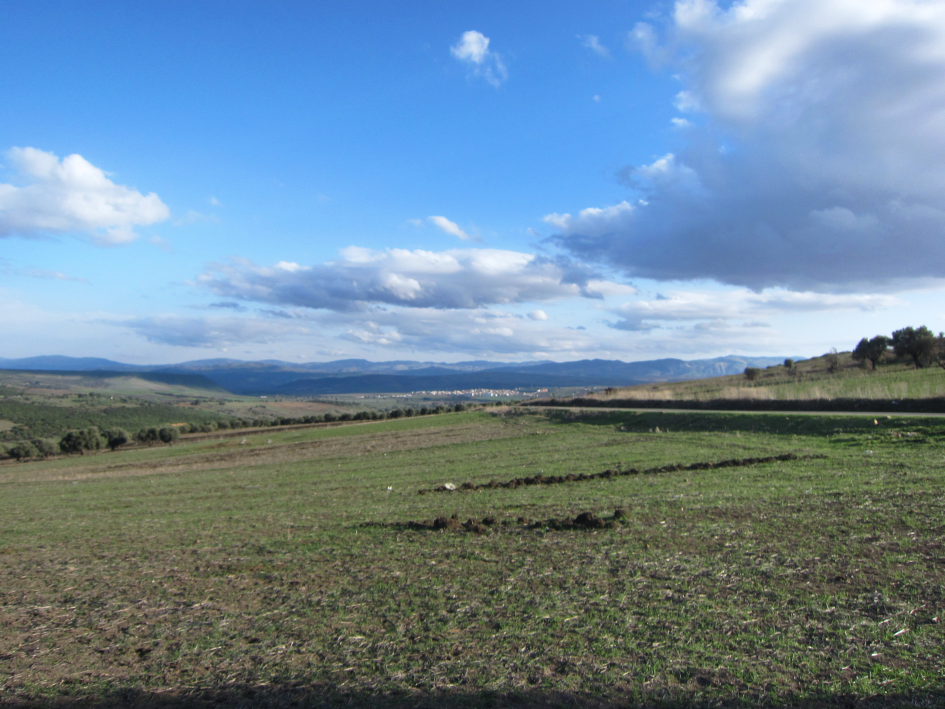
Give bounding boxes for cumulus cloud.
[428,215,475,240]
[553,0,945,292]
[125,315,309,348]
[0,147,169,245]
[197,247,611,311]
[451,30,507,87]
[528,309,549,321]
[611,288,903,331]
[580,34,610,57]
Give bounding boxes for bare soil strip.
[385,509,631,534]
[417,452,818,494]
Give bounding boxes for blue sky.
[2,0,945,364]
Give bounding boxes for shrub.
[158,427,181,445]
[60,427,104,455]
[8,441,39,461]
[104,428,130,451]
[744,367,761,381]
[31,438,58,458]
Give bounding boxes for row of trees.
[2,402,479,460]
[853,326,945,370]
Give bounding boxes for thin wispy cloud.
[125,315,309,349]
[579,34,610,57]
[451,30,507,87]
[611,289,904,332]
[16,268,90,284]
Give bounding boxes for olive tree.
[891,326,936,368]
[104,428,130,451]
[158,426,181,445]
[852,335,890,370]
[59,427,104,455]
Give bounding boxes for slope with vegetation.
[554,326,945,410]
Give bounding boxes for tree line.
[1,402,477,461]
[853,326,945,370]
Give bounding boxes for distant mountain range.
[0,354,795,396]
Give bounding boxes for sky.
[2,0,945,365]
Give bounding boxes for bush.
[744,367,761,381]
[136,427,160,445]
[158,427,181,445]
[8,441,39,461]
[453,403,467,412]
[31,438,58,458]
[60,427,104,455]
[104,428,130,451]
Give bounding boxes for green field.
[0,409,942,707]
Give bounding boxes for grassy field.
[594,353,945,403]
[0,409,942,707]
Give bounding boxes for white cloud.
[428,215,474,240]
[197,247,615,312]
[544,201,635,237]
[450,30,508,87]
[0,147,169,245]
[528,309,549,321]
[554,0,945,291]
[580,34,610,57]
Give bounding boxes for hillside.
[569,352,945,405]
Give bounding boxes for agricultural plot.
[0,410,942,707]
